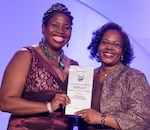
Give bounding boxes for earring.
[121,56,123,61]
[66,43,69,47]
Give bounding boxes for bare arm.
[0,48,47,115]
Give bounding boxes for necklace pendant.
[59,62,65,69]
[104,74,107,77]
[100,68,107,77]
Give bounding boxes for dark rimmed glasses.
[101,41,122,49]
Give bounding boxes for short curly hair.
[87,22,134,65]
[42,3,73,26]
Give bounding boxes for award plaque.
[65,65,94,115]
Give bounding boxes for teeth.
[104,52,114,56]
[53,36,63,42]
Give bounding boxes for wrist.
[101,113,106,127]
[47,102,53,113]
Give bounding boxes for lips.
[53,36,64,43]
[103,52,114,57]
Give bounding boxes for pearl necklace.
[39,41,65,69]
[99,68,107,77]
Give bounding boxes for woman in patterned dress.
[0,3,79,130]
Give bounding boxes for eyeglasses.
[101,41,122,49]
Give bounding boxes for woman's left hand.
[75,108,101,124]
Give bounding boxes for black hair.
[87,22,134,65]
[42,3,73,26]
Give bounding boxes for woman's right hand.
[50,93,70,111]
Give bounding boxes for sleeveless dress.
[7,47,79,130]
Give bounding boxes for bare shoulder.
[5,45,40,72]
[14,46,33,57]
[11,44,39,63]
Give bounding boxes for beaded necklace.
[39,41,65,69]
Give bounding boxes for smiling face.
[42,13,72,51]
[98,29,123,67]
